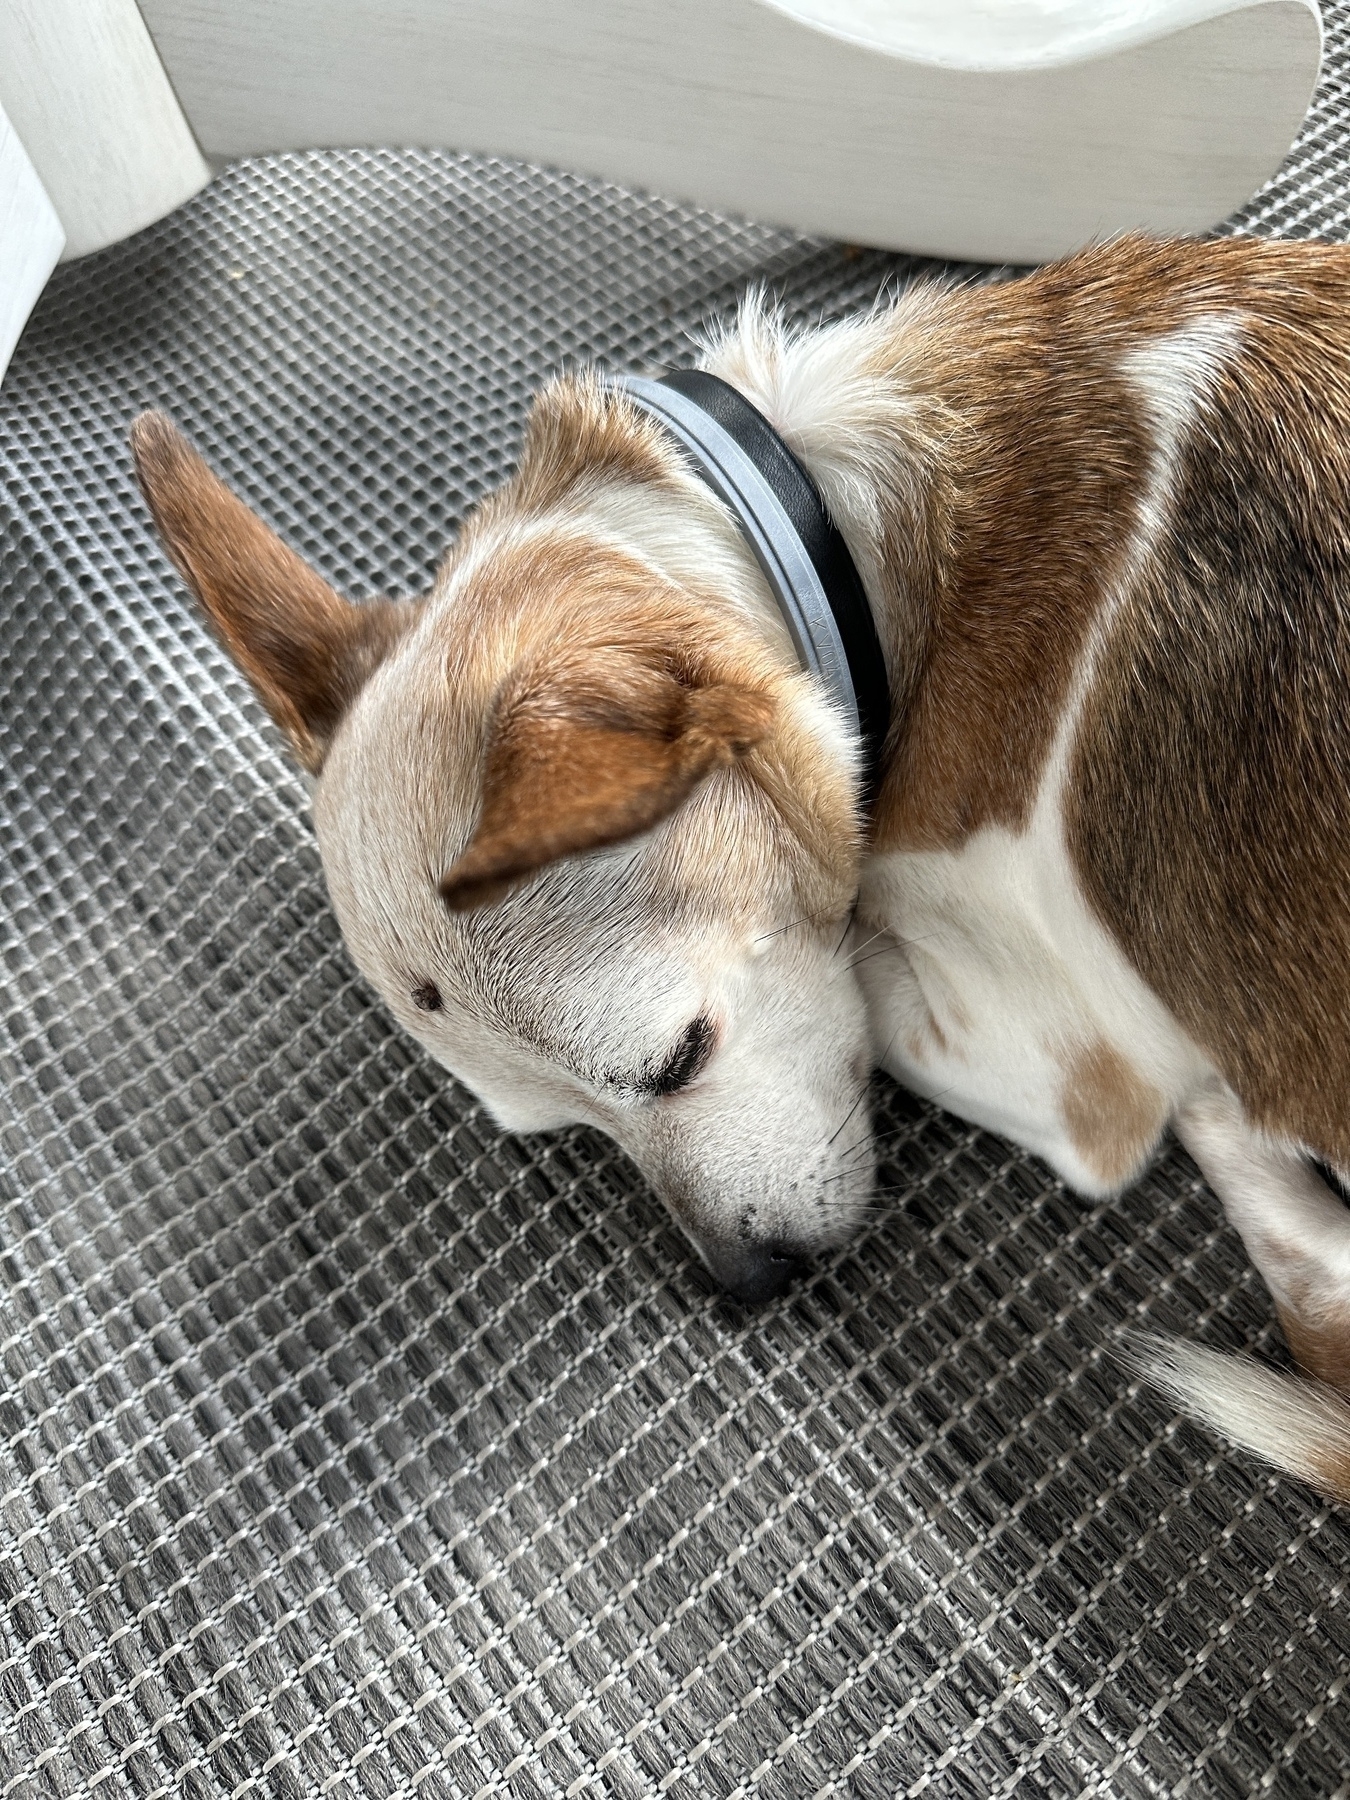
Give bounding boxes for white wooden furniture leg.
[0,0,209,262]
[0,101,64,382]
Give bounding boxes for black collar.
[611,369,890,803]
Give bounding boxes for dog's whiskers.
[754,915,811,944]
[845,924,890,963]
[822,1124,930,1181]
[826,1022,902,1147]
[831,902,859,962]
[827,1085,871,1149]
[845,930,940,971]
[848,945,909,973]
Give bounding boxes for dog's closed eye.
[641,1015,715,1098]
[411,980,443,1013]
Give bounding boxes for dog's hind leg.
[1126,1085,1350,1503]
[1176,1085,1350,1391]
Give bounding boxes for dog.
[131,233,1350,1501]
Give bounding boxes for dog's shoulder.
[875,236,1350,850]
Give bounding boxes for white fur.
[704,286,959,692]
[1134,1335,1350,1496]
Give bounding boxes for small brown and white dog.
[132,234,1350,1499]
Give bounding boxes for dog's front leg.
[1177,1085,1350,1390]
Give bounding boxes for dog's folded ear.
[439,650,775,912]
[130,411,417,773]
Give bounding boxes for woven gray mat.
[4,14,1350,1800]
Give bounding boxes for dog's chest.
[855,785,1209,1197]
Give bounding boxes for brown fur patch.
[1064,238,1350,1168]
[1059,1037,1166,1187]
[867,241,1191,850]
[1278,1294,1350,1394]
[130,411,416,771]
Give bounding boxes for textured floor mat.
[4,10,1350,1798]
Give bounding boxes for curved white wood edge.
[0,102,64,389]
[137,0,1323,263]
[766,0,1310,70]
[0,0,209,263]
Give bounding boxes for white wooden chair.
[0,0,1324,382]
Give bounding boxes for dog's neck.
[698,293,956,732]
[562,298,952,817]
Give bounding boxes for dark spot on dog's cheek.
[412,980,443,1013]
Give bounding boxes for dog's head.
[131,382,876,1300]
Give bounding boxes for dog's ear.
[439,650,775,911]
[130,411,416,772]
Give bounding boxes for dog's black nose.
[700,1240,806,1304]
